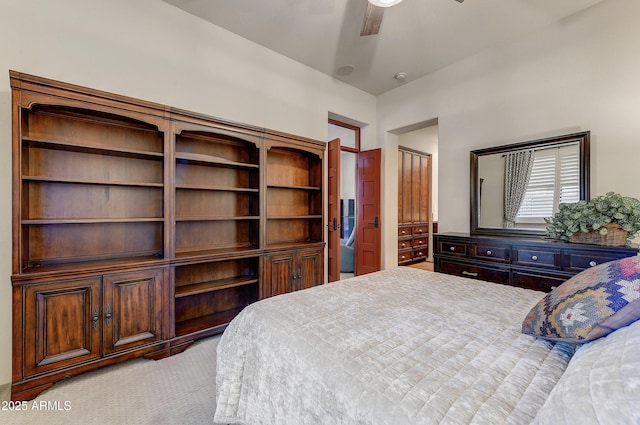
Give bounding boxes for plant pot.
[569,223,628,246]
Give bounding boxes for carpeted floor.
[0,335,222,425]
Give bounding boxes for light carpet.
[0,335,222,425]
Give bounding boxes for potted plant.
[544,192,640,246]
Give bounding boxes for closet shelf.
[175,216,260,222]
[22,137,163,159]
[22,176,164,187]
[175,276,258,298]
[267,215,322,220]
[267,184,321,191]
[175,307,246,337]
[22,217,164,225]
[175,184,258,192]
[175,152,259,169]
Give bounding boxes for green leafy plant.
[544,192,640,243]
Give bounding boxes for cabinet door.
[23,277,102,377]
[102,269,164,355]
[298,249,323,290]
[263,253,296,298]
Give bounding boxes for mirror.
[470,131,590,237]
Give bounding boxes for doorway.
[328,120,359,280]
[327,119,381,281]
[394,123,439,263]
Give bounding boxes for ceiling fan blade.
[360,3,384,36]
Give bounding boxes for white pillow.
[532,319,640,425]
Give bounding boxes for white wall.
[377,0,640,247]
[0,0,376,386]
[3,0,640,389]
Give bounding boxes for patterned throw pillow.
[522,255,640,343]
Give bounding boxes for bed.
[213,265,640,425]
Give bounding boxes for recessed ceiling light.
[336,65,355,76]
[394,72,407,82]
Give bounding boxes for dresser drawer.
[413,247,428,259]
[398,250,413,264]
[398,239,412,250]
[564,250,634,273]
[413,237,428,248]
[398,226,412,237]
[512,246,561,269]
[471,243,509,263]
[438,240,468,257]
[512,269,570,292]
[437,259,509,285]
[413,225,428,236]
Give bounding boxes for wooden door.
[411,154,422,223]
[400,150,413,224]
[102,269,164,355]
[263,253,296,298]
[23,277,102,377]
[419,155,431,224]
[356,149,382,275]
[298,248,324,290]
[327,138,341,282]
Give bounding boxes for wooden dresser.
[397,147,431,265]
[434,233,639,292]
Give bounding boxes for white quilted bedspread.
[214,267,575,425]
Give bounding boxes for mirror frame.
[470,131,590,237]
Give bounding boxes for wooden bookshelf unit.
[9,71,325,401]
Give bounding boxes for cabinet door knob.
[105,304,112,328]
[450,246,455,251]
[531,255,538,261]
[486,250,492,255]
[589,261,597,267]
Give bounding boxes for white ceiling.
[161,0,605,95]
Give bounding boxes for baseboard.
[0,382,10,402]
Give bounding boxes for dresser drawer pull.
[462,271,478,277]
[589,261,597,267]
[401,255,406,260]
[418,240,423,244]
[450,246,456,252]
[401,243,406,248]
[401,230,407,235]
[486,250,492,256]
[531,255,538,261]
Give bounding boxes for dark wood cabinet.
[10,71,325,400]
[21,277,102,378]
[434,233,639,291]
[102,269,164,355]
[16,268,164,399]
[262,247,324,298]
[398,147,431,265]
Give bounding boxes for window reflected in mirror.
[471,131,589,237]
